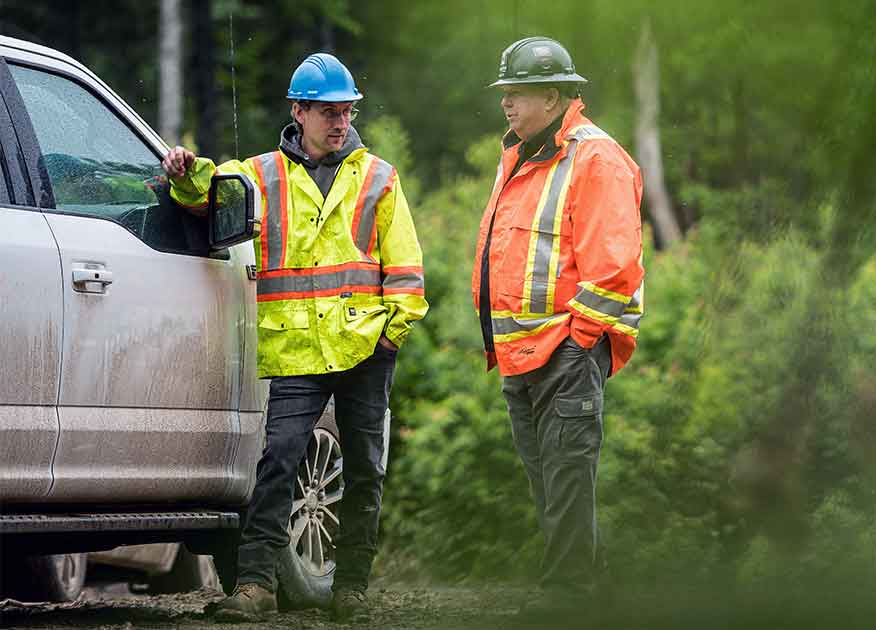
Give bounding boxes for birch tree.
[159,0,183,145]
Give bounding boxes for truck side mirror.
[208,173,262,251]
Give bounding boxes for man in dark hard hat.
[472,36,644,617]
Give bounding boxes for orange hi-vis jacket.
[472,100,644,377]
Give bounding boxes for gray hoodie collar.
[279,123,364,167]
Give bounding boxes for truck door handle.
[72,265,113,293]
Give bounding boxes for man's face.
[500,85,554,141]
[293,101,357,157]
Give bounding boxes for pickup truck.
[0,34,342,607]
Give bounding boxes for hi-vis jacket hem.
[170,146,428,377]
[473,99,644,377]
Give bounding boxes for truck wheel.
[3,553,88,602]
[277,404,343,610]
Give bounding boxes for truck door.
[5,60,247,505]
[0,58,62,502]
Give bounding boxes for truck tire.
[277,401,342,610]
[2,553,87,602]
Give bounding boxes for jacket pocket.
[342,303,386,322]
[259,307,309,331]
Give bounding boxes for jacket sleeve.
[566,155,644,347]
[168,157,216,212]
[169,157,259,212]
[376,170,429,348]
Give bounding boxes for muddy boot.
[213,582,278,623]
[330,587,368,622]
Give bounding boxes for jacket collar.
[279,123,364,166]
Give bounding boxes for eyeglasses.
[315,106,359,123]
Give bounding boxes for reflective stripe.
[614,281,644,337]
[521,125,614,315]
[383,271,424,290]
[252,157,269,271]
[568,280,643,338]
[492,312,570,343]
[257,152,287,270]
[567,301,620,325]
[569,281,630,319]
[625,283,644,315]
[352,157,393,261]
[526,140,579,314]
[569,124,611,141]
[612,320,640,338]
[491,312,570,336]
[257,263,381,300]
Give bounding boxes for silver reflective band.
[620,282,644,329]
[572,124,610,140]
[491,312,568,335]
[620,312,642,330]
[571,285,628,319]
[382,271,424,290]
[355,159,393,257]
[529,140,579,313]
[257,268,381,295]
[258,152,284,270]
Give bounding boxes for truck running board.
[0,511,240,534]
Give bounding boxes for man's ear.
[291,102,304,126]
[544,87,561,112]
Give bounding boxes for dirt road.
[0,584,525,630]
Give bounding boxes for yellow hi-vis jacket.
[169,148,428,377]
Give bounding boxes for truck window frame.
[0,56,221,258]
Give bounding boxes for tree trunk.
[190,0,216,156]
[159,0,183,145]
[633,19,682,249]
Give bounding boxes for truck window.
[7,64,207,255]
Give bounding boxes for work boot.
[213,582,277,623]
[330,587,368,622]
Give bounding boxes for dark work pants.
[502,336,611,593]
[237,343,396,592]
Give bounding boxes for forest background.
[3,0,876,609]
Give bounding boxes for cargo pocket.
[259,308,309,331]
[555,393,603,455]
[256,306,310,375]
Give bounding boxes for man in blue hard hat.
[163,53,427,623]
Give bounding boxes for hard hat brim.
[287,90,364,102]
[488,73,589,88]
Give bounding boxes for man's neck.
[301,136,328,162]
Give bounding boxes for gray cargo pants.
[502,335,611,593]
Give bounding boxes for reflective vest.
[171,147,428,377]
[472,100,643,377]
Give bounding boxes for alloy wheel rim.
[288,427,343,577]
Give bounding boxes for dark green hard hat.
[490,37,588,87]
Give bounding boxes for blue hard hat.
[287,53,363,102]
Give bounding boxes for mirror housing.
[208,173,261,251]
